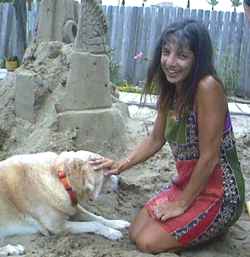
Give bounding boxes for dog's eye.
[94,168,101,173]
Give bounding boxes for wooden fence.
[0,2,38,63]
[103,6,250,97]
[0,4,249,97]
[0,4,17,60]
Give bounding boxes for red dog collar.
[58,170,78,206]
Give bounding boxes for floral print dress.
[145,110,245,247]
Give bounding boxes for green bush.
[6,56,18,62]
[107,49,121,84]
[215,48,240,96]
[117,81,142,94]
[0,59,5,68]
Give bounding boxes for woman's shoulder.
[197,75,223,93]
[195,75,226,109]
[196,75,225,100]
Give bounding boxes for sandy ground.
[0,41,250,257]
[1,106,250,257]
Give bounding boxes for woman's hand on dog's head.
[88,158,117,175]
[88,158,128,176]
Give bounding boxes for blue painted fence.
[0,3,249,97]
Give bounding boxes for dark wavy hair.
[143,19,221,116]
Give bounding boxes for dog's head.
[65,158,104,201]
[55,151,106,201]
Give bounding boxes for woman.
[90,19,245,253]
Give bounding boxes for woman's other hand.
[154,201,187,222]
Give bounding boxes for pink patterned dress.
[145,110,245,247]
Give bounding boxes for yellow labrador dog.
[0,151,130,256]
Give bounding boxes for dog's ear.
[64,158,87,176]
[63,159,72,174]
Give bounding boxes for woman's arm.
[155,76,227,221]
[179,76,226,209]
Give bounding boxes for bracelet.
[117,158,130,174]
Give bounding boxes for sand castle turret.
[56,0,127,152]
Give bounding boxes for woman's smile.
[166,69,180,77]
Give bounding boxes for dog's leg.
[64,221,123,241]
[0,217,50,238]
[76,205,130,230]
[0,244,25,256]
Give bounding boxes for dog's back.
[1,152,58,168]
[0,152,60,237]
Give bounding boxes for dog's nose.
[89,195,94,201]
[89,192,98,201]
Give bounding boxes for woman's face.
[161,41,195,87]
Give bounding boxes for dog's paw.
[0,244,25,256]
[104,228,123,241]
[107,220,130,230]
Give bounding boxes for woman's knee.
[135,235,157,254]
[128,221,143,242]
[133,222,181,254]
[128,208,149,242]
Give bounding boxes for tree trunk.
[13,0,27,61]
